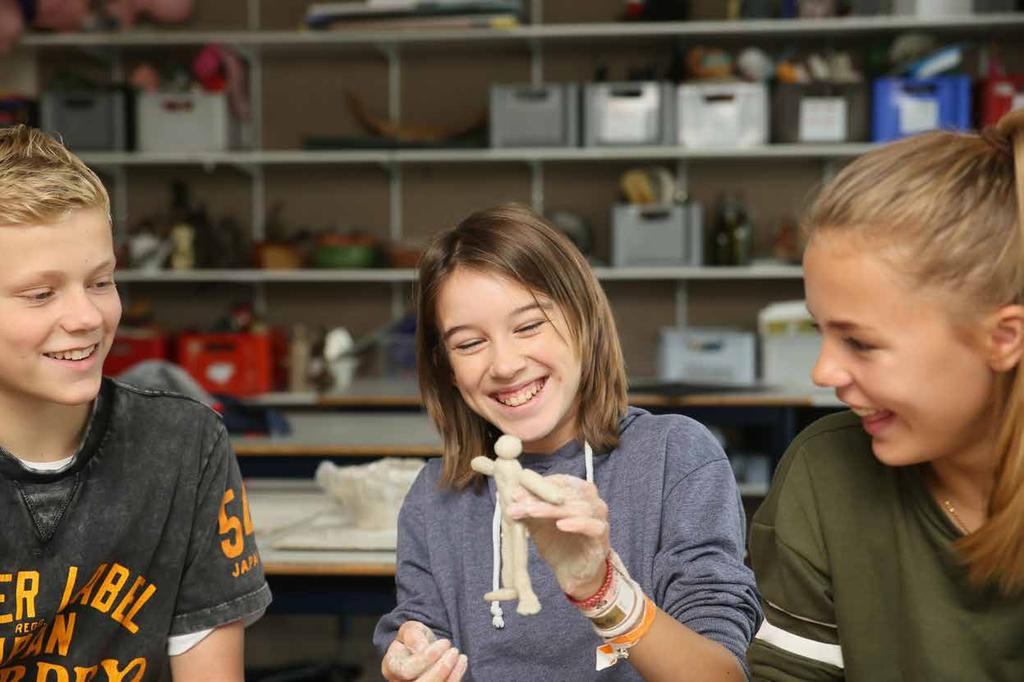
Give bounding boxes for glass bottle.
[729,195,753,266]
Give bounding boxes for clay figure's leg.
[513,523,541,615]
[484,519,518,602]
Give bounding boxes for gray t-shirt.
[374,407,761,680]
[0,378,272,679]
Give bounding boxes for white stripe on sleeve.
[754,618,845,669]
[167,628,213,656]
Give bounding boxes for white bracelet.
[581,551,645,639]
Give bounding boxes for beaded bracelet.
[565,553,613,611]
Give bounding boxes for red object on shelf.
[979,76,1024,127]
[104,330,168,376]
[176,333,272,397]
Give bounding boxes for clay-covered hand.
[506,474,610,599]
[381,620,468,682]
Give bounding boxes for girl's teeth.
[498,380,542,407]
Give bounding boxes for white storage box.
[893,0,971,14]
[758,300,822,389]
[677,82,768,148]
[490,84,579,148]
[136,91,240,153]
[611,203,703,267]
[583,82,675,147]
[657,327,756,385]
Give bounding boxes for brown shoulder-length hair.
[416,203,628,489]
[804,109,1024,595]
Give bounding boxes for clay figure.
[471,434,564,615]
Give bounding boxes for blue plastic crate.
[871,76,972,142]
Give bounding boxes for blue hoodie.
[374,407,762,680]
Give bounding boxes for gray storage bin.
[656,327,757,385]
[583,82,675,147]
[974,0,1019,10]
[490,84,578,148]
[41,90,126,151]
[848,0,892,12]
[772,82,869,143]
[611,203,703,267]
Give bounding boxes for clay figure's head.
[494,435,522,460]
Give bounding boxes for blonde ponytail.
[958,108,1024,595]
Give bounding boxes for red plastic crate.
[104,330,168,376]
[176,333,272,397]
[979,76,1024,128]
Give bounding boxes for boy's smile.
[0,207,121,411]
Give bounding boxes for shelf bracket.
[247,0,262,30]
[674,281,689,328]
[253,281,268,320]
[674,158,689,203]
[529,39,543,86]
[530,159,544,214]
[389,162,403,242]
[823,158,839,185]
[530,0,543,24]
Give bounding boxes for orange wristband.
[595,595,656,671]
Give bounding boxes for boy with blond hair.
[0,125,270,680]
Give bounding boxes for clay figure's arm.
[470,456,495,476]
[518,469,564,505]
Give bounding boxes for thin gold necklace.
[940,498,970,535]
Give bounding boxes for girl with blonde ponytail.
[747,109,1024,682]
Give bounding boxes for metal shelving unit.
[113,264,803,284]
[18,6,1016,321]
[75,143,877,168]
[20,14,1024,50]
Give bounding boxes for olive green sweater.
[747,411,1024,682]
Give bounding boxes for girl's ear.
[986,304,1024,372]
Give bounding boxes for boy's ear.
[986,304,1024,372]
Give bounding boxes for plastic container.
[772,82,870,143]
[136,91,240,153]
[871,76,971,142]
[177,333,272,396]
[657,327,757,385]
[847,0,891,13]
[490,84,579,148]
[677,82,768,148]
[583,82,675,146]
[758,300,821,389]
[103,329,167,376]
[611,203,703,267]
[978,76,1024,127]
[892,0,971,14]
[41,90,129,151]
[973,0,1019,9]
[0,97,37,128]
